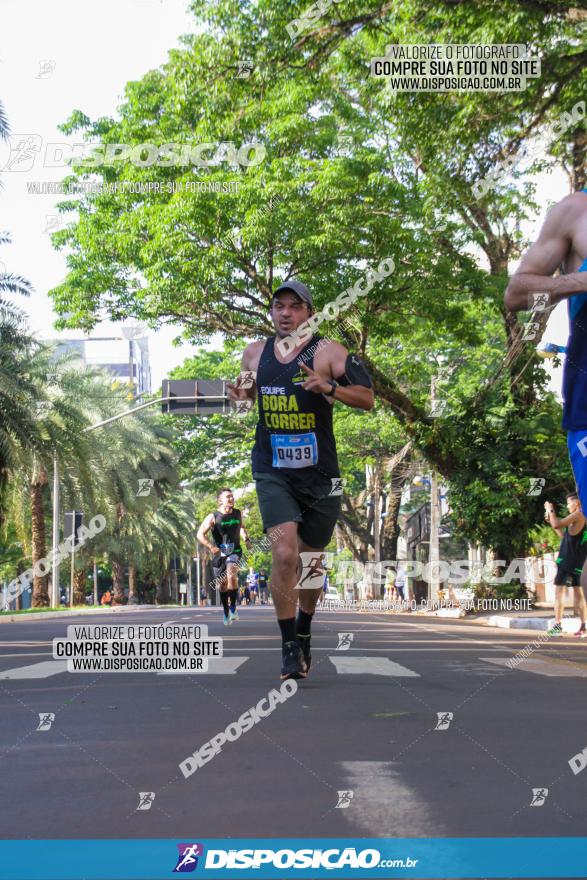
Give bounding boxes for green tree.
[47,0,584,557]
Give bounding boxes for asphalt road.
[1,604,586,846]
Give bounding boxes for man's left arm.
[239,514,252,549]
[300,343,374,411]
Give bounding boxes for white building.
[52,332,152,395]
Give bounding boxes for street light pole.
[429,374,441,604]
[47,389,226,610]
[429,471,441,604]
[51,452,60,607]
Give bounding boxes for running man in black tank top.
[227,280,374,680]
[196,488,251,625]
[544,492,587,637]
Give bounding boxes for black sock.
[278,617,297,645]
[296,609,313,638]
[220,591,230,616]
[229,590,237,611]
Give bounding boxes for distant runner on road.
[196,488,251,626]
[228,279,374,680]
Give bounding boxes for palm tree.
[0,239,37,519]
[0,98,9,140]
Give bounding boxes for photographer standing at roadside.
[544,494,587,637]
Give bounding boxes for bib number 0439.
[270,432,318,468]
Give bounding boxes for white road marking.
[338,761,444,836]
[0,660,67,679]
[481,656,587,677]
[158,657,249,675]
[328,656,420,677]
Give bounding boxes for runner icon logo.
[335,790,354,809]
[530,788,548,806]
[36,712,55,731]
[295,552,326,590]
[136,792,155,811]
[329,477,345,496]
[530,292,551,311]
[136,478,154,497]
[435,711,454,731]
[527,477,545,496]
[522,322,540,340]
[336,632,354,651]
[173,843,204,873]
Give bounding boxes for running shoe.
[297,633,312,674]
[230,609,239,622]
[574,625,587,638]
[223,614,232,626]
[547,622,563,636]
[280,640,308,680]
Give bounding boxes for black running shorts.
[253,471,341,549]
[211,552,241,581]
[554,566,582,587]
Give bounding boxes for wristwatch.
[327,379,339,397]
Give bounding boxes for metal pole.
[196,549,201,605]
[429,471,440,604]
[93,559,98,606]
[51,453,60,607]
[69,538,75,607]
[128,340,134,395]
[84,395,225,432]
[187,557,193,607]
[429,375,441,605]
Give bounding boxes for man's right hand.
[227,370,256,401]
[227,382,248,401]
[211,546,221,556]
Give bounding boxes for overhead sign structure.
[161,380,230,416]
[64,511,84,547]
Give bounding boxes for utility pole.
[51,452,60,607]
[49,387,227,610]
[373,462,381,565]
[187,556,193,607]
[429,375,441,605]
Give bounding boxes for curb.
[0,604,185,624]
[484,615,580,633]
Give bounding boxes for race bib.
[271,433,318,468]
[220,542,235,556]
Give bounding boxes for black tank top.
[557,520,587,574]
[211,508,242,556]
[252,336,339,484]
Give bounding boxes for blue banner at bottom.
[0,838,586,879]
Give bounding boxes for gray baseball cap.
[272,280,314,309]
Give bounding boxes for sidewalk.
[429,602,584,634]
[400,601,585,635]
[0,604,186,624]
[475,605,582,634]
